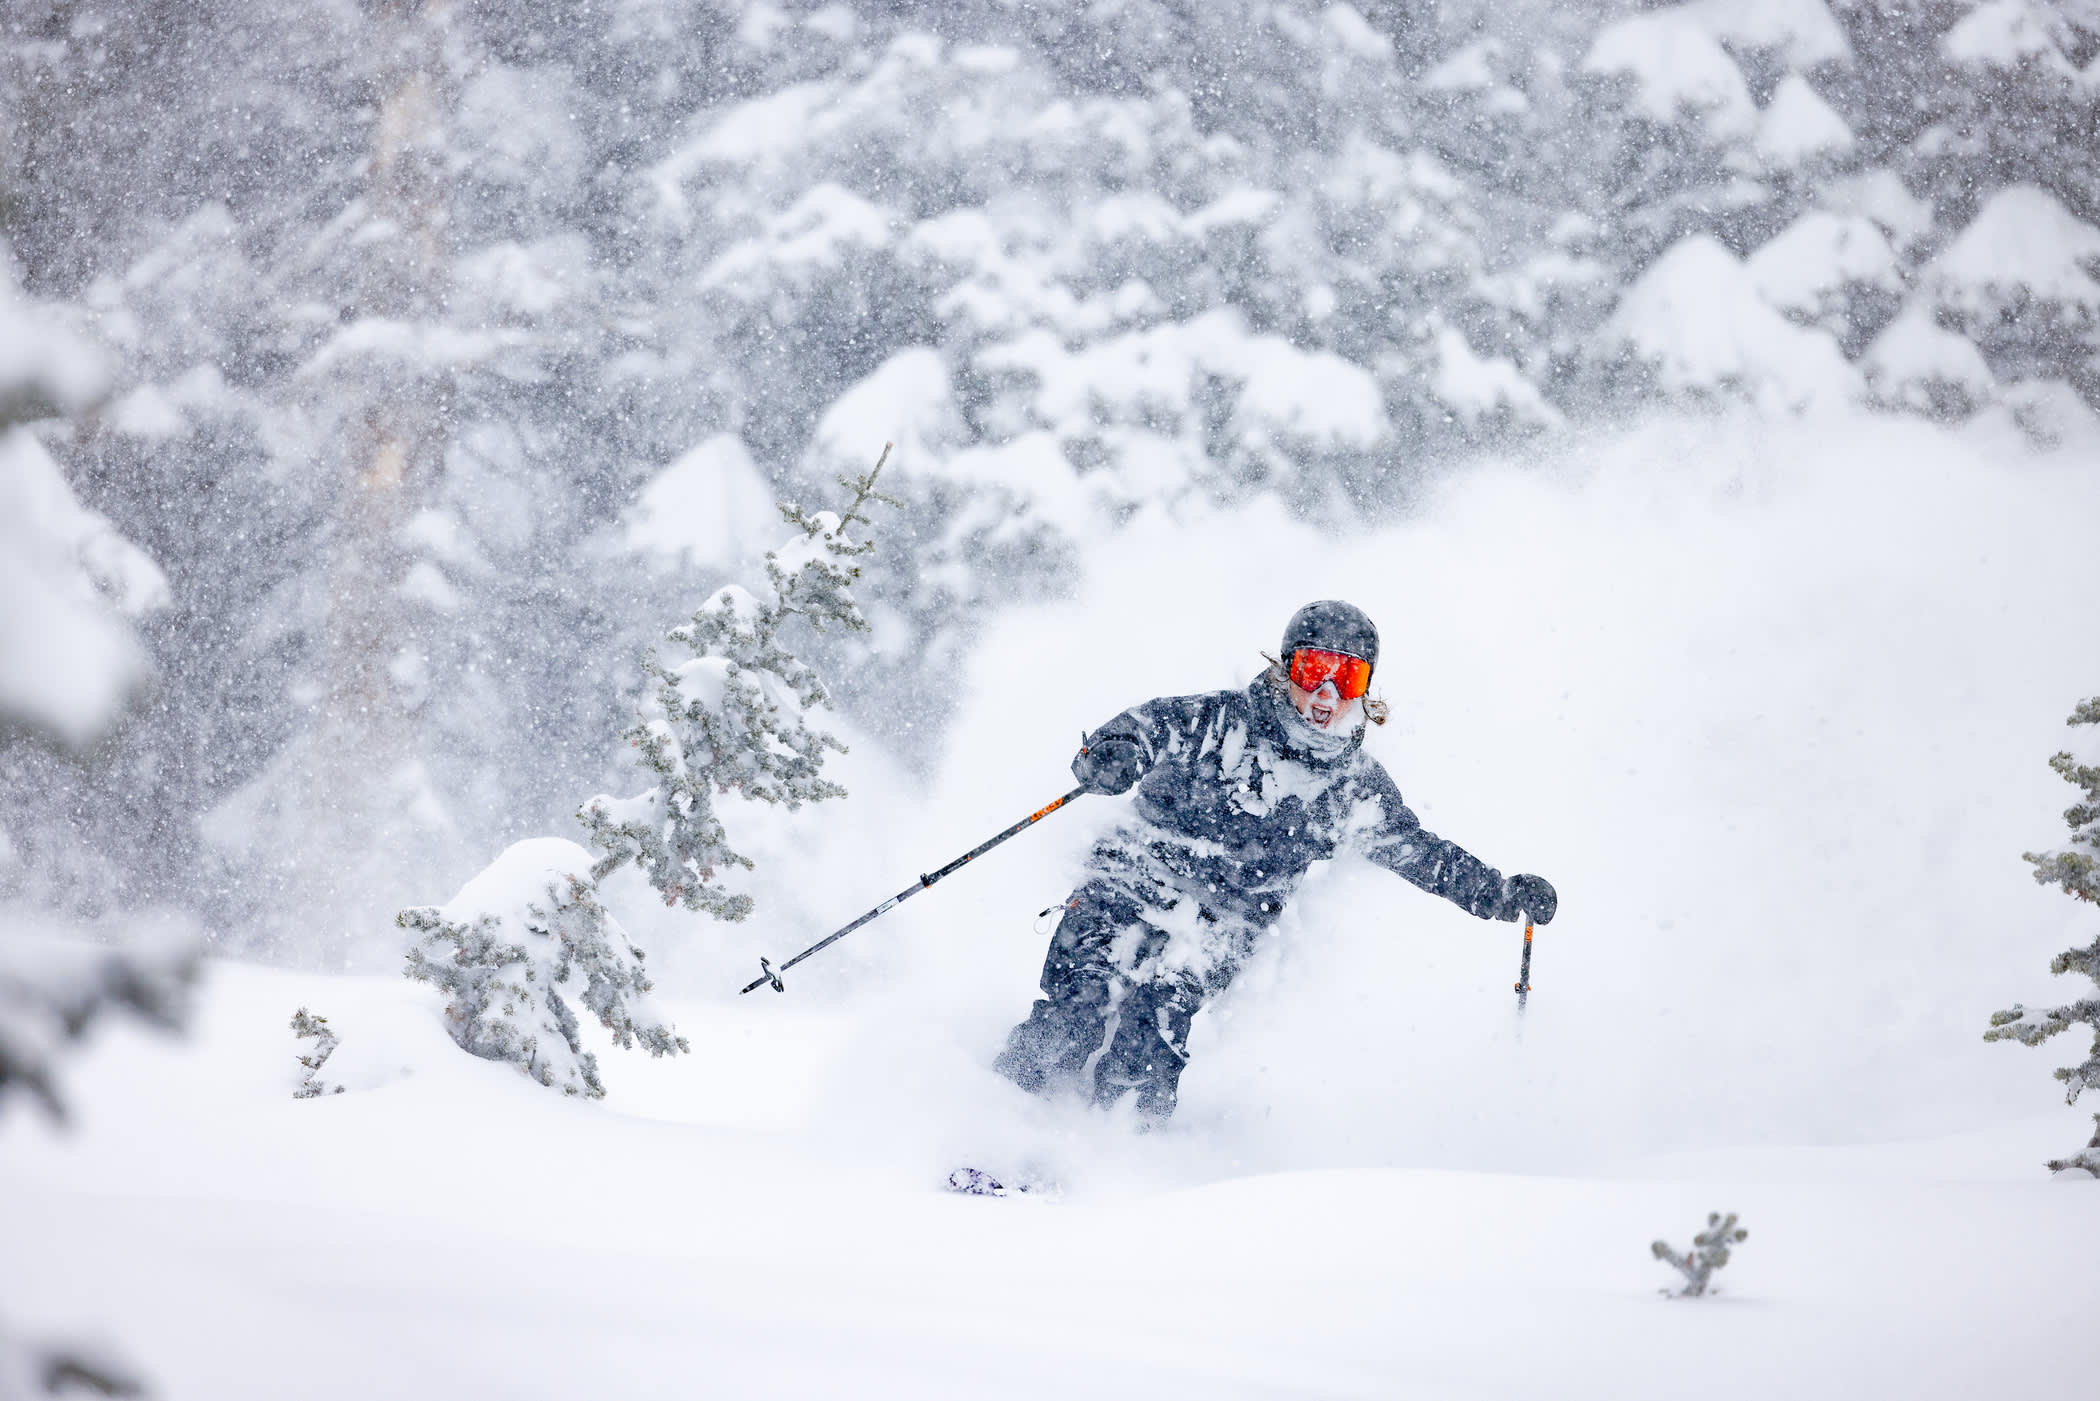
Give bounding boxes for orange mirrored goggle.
[1287,647,1373,700]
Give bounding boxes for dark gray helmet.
[1281,600,1378,668]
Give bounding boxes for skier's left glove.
[1501,873,1557,925]
[1073,736,1145,795]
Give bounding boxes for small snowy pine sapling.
[580,446,898,916]
[1985,697,2100,1177]
[400,839,688,1098]
[1651,1212,1748,1298]
[289,1008,344,1098]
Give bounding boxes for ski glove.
[1073,737,1145,796]
[1501,873,1557,925]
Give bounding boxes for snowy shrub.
[400,839,688,1099]
[1925,186,2100,382]
[580,452,895,916]
[1861,304,1997,419]
[289,1008,343,1099]
[1651,1211,1748,1298]
[1985,696,2100,1177]
[1598,236,1861,414]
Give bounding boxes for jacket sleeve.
[1070,693,1212,790]
[1350,762,1511,920]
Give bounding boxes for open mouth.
[1308,697,1338,727]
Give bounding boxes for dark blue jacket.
[1073,676,1513,933]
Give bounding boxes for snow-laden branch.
[580,448,896,915]
[1988,696,2100,1176]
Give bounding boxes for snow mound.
[813,347,966,474]
[1861,303,1996,414]
[1755,74,1854,165]
[625,434,783,573]
[1582,0,1853,145]
[0,430,166,747]
[1747,212,1901,323]
[700,183,898,295]
[0,276,105,420]
[1927,184,2100,322]
[1980,377,2100,451]
[1683,0,1853,70]
[1422,38,1531,115]
[1817,170,1936,253]
[975,307,1389,506]
[1602,235,1860,411]
[1428,322,1563,431]
[1583,11,1758,139]
[1943,0,2100,86]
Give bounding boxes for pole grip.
[1514,920,1535,1000]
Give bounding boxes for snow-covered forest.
[4,2,2099,1397]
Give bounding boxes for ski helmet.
[1280,600,1379,669]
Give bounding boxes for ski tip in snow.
[946,1167,1060,1198]
[946,1167,1015,1197]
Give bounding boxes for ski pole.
[739,786,1089,994]
[1514,919,1535,1010]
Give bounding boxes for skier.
[993,600,1557,1123]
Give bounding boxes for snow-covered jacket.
[1073,675,1512,940]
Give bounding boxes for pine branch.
[835,440,903,544]
[779,441,901,559]
[2046,1114,2100,1178]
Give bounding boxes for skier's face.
[1289,677,1356,731]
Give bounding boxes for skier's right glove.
[1502,873,1557,925]
[1073,737,1145,796]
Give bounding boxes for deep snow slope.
[7,410,2100,1397]
[2,961,2095,1401]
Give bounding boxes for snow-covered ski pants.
[993,881,1217,1121]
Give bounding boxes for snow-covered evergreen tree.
[1986,696,2100,1176]
[400,838,687,1099]
[10,0,2100,955]
[580,451,894,915]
